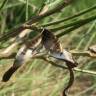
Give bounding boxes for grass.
[0,0,96,96]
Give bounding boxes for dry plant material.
[0,0,72,42]
[2,33,42,82]
[41,29,77,96]
[2,28,77,96]
[88,45,96,53]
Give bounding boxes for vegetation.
[0,0,96,96]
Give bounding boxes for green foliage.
[0,0,96,96]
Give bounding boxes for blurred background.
[0,0,96,96]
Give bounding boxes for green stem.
[56,15,96,37]
[74,68,96,75]
[0,0,72,41]
[22,14,96,35]
[0,0,8,12]
[25,0,29,21]
[36,56,96,75]
[51,15,96,31]
[27,0,72,24]
[42,4,96,27]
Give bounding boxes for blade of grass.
[0,0,8,12]
[25,0,28,21]
[41,4,96,27]
[57,15,96,38]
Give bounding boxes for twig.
[70,50,96,58]
[37,56,96,75]
[35,56,67,69]
[0,0,73,41]
[0,49,96,60]
[23,14,96,33]
[41,4,96,27]
[57,15,96,37]
[5,13,96,43]
[0,53,16,60]
[51,15,96,32]
[0,0,8,12]
[0,50,96,76]
[74,68,96,75]
[0,0,73,58]
[35,56,96,75]
[25,0,29,21]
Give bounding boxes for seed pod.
[2,33,42,82]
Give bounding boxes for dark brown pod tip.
[2,66,19,82]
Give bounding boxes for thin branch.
[51,15,96,32]
[0,0,73,57]
[0,49,96,75]
[7,14,96,42]
[35,56,96,75]
[0,0,8,12]
[0,48,96,60]
[70,50,96,58]
[35,56,67,69]
[0,0,73,41]
[40,57,96,75]
[57,15,96,37]
[0,53,16,60]
[74,68,96,75]
[25,0,29,21]
[9,13,96,41]
[41,4,96,27]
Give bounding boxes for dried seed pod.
[42,29,62,52]
[41,29,77,96]
[2,34,42,82]
[42,29,77,67]
[88,45,96,53]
